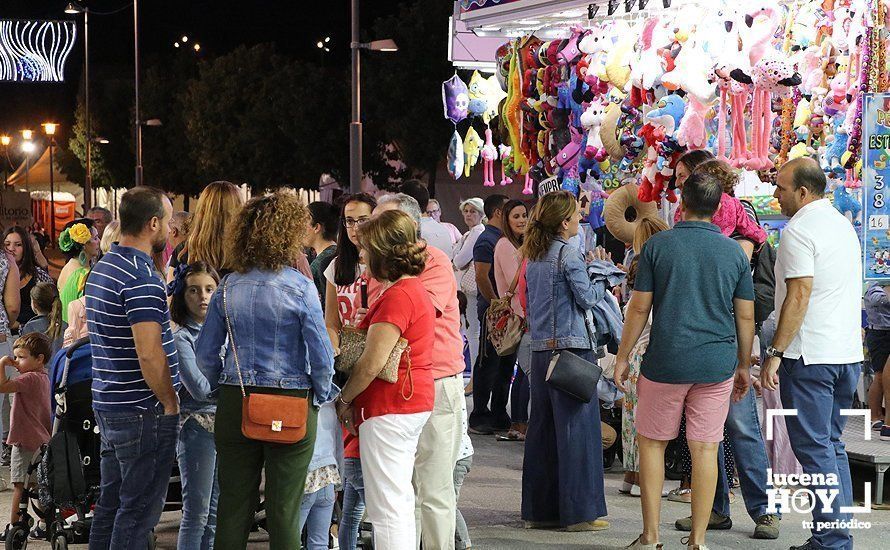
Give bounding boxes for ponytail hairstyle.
[520,191,577,261]
[632,217,670,255]
[333,193,377,286]
[30,282,63,342]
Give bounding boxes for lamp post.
[134,0,143,186]
[65,2,92,210]
[0,135,9,186]
[20,132,34,189]
[43,123,57,243]
[349,0,398,194]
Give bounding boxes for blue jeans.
[299,483,335,550]
[454,455,472,550]
[90,407,179,550]
[338,457,366,550]
[780,358,860,550]
[712,387,773,521]
[177,417,219,550]
[510,368,530,424]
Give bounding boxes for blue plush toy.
[832,182,862,224]
[822,115,849,177]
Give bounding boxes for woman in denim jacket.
[170,262,220,550]
[520,191,609,533]
[196,191,336,550]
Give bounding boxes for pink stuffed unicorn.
[481,128,498,187]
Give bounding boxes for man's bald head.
[780,157,826,197]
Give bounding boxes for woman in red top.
[335,210,435,550]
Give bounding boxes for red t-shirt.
[353,277,435,425]
[7,370,51,452]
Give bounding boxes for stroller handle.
[67,337,91,358]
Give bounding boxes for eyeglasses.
[344,217,369,228]
[427,208,440,215]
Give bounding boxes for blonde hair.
[187,181,243,272]
[694,159,739,196]
[226,189,308,273]
[358,210,426,282]
[632,217,670,254]
[520,191,577,261]
[99,220,121,254]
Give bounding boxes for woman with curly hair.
[196,190,335,550]
[57,219,100,323]
[334,209,436,549]
[3,226,52,331]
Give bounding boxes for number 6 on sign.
[869,215,889,230]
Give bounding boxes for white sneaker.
[625,535,663,549]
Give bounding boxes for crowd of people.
[0,154,873,550]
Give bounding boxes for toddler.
[0,333,51,541]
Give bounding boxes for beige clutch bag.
[334,326,408,384]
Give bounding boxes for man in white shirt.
[761,158,862,550]
[400,180,457,257]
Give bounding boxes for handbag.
[458,264,477,295]
[543,245,603,402]
[334,326,406,384]
[223,281,309,444]
[485,259,526,356]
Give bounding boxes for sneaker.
[680,538,710,550]
[881,425,890,441]
[753,514,780,539]
[667,487,692,503]
[564,519,609,532]
[619,481,635,494]
[789,538,817,550]
[625,535,663,549]
[468,424,494,435]
[873,420,885,431]
[675,511,732,532]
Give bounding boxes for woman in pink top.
[493,199,528,441]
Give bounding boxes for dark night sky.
[0,0,402,139]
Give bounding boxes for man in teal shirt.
[614,172,756,550]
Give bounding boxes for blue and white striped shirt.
[85,244,179,411]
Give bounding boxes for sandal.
[496,429,525,441]
[666,487,692,503]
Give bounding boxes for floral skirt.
[621,343,645,473]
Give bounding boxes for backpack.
[739,199,777,325]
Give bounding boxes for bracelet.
[337,394,352,407]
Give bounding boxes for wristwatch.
[765,346,784,359]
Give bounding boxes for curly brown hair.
[357,210,426,282]
[694,159,739,196]
[226,190,309,273]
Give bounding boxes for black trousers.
[469,318,516,430]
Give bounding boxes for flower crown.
[166,263,189,297]
[58,223,91,253]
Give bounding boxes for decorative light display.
[0,20,77,82]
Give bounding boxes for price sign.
[538,176,560,196]
[863,93,890,280]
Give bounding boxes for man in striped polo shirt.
[85,186,179,550]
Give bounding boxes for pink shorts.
[635,373,733,443]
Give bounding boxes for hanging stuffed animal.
[447,130,464,180]
[831,179,862,221]
[463,127,483,178]
[639,95,686,203]
[483,74,507,125]
[822,113,849,176]
[467,71,489,118]
[481,128,498,187]
[442,74,469,124]
[676,96,710,150]
[498,144,513,186]
[580,98,609,162]
[558,25,588,66]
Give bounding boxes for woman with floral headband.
[57,219,100,324]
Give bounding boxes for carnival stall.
[444,0,888,249]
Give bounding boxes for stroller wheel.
[51,534,67,550]
[4,525,28,550]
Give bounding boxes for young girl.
[20,283,66,359]
[298,402,342,550]
[170,262,220,550]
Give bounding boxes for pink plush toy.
[498,144,513,186]
[481,128,498,187]
[677,96,709,150]
[522,173,534,195]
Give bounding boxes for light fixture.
[181,35,188,42]
[324,36,331,43]
[64,2,82,14]
[144,119,163,127]
[174,42,180,48]
[93,137,109,144]
[20,129,32,140]
[663,0,671,6]
[42,123,57,136]
[193,43,200,51]
[588,4,600,18]
[367,39,398,52]
[21,141,35,154]
[317,41,324,48]
[0,136,9,146]
[639,0,650,8]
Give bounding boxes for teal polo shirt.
[634,221,755,384]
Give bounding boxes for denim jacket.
[174,319,217,414]
[196,268,337,406]
[525,238,604,352]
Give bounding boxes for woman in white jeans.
[452,198,485,390]
[335,210,437,549]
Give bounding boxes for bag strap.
[505,257,524,297]
[552,244,567,343]
[222,280,248,399]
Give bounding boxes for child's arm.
[0,356,17,394]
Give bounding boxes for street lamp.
[350,0,398,193]
[43,123,58,243]
[135,0,143,186]
[0,135,9,186]
[20,139,35,189]
[64,1,94,210]
[20,130,32,141]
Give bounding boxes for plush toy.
[481,128,498,187]
[600,102,624,162]
[677,96,709,150]
[557,25,587,66]
[639,95,686,203]
[498,144,513,186]
[463,127,483,178]
[661,36,717,103]
[788,141,815,160]
[582,179,610,230]
[483,75,507,125]
[823,73,849,117]
[604,22,635,89]
[447,130,464,180]
[467,71,489,118]
[442,74,469,124]
[823,113,849,176]
[580,98,609,162]
[832,179,862,221]
[503,44,525,173]
[644,94,686,135]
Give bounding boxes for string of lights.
[0,20,76,82]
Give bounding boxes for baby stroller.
[4,337,99,550]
